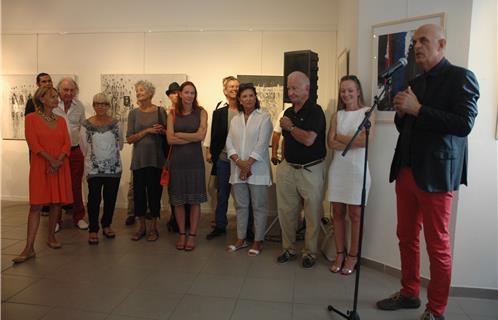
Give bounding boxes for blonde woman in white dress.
[327,75,375,275]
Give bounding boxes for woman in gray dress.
[166,81,208,251]
[127,80,166,242]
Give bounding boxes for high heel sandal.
[131,229,146,241]
[329,251,345,273]
[147,230,159,242]
[176,233,186,250]
[341,254,358,275]
[184,233,196,251]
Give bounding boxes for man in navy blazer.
[205,77,238,239]
[377,24,479,320]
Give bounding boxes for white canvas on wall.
[1,74,77,140]
[101,74,187,133]
[237,75,284,125]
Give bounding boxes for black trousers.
[87,176,121,233]
[133,167,163,218]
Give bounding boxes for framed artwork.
[336,49,350,104]
[101,74,187,133]
[237,75,284,125]
[371,12,446,122]
[1,74,77,140]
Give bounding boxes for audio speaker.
[283,50,319,104]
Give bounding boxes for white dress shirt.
[54,99,86,147]
[226,108,273,186]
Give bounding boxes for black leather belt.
[287,158,324,172]
[71,145,80,151]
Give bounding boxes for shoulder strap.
[165,110,175,165]
[157,106,164,125]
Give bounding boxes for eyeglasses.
[94,102,110,107]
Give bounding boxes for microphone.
[378,57,408,80]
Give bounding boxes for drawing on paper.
[237,75,284,124]
[101,74,187,132]
[1,74,76,140]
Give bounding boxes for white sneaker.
[55,223,61,233]
[76,219,89,230]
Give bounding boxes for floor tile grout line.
[3,201,497,320]
[165,256,211,320]
[290,260,298,319]
[38,304,57,320]
[4,276,46,302]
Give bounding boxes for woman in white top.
[80,93,123,245]
[327,75,374,275]
[226,83,273,255]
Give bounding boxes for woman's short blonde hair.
[92,92,111,106]
[33,87,57,112]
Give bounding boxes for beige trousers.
[276,160,325,257]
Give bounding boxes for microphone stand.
[327,78,391,320]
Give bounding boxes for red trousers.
[69,146,85,223]
[396,167,453,317]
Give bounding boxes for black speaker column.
[283,50,319,104]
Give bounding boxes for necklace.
[38,111,57,122]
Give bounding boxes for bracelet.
[289,125,295,132]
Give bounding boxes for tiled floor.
[2,201,497,320]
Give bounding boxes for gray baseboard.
[361,258,498,300]
[449,286,498,300]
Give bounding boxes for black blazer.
[389,59,479,192]
[209,105,229,175]
[25,99,36,115]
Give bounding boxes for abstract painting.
[237,75,284,124]
[371,13,445,121]
[101,74,187,132]
[1,74,76,140]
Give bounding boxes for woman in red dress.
[13,87,73,263]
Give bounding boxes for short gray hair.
[57,77,79,96]
[223,76,239,89]
[135,80,155,97]
[287,71,310,86]
[92,92,111,105]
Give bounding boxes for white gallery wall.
[343,0,497,291]
[1,0,338,212]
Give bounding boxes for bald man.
[276,71,326,269]
[376,24,479,320]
